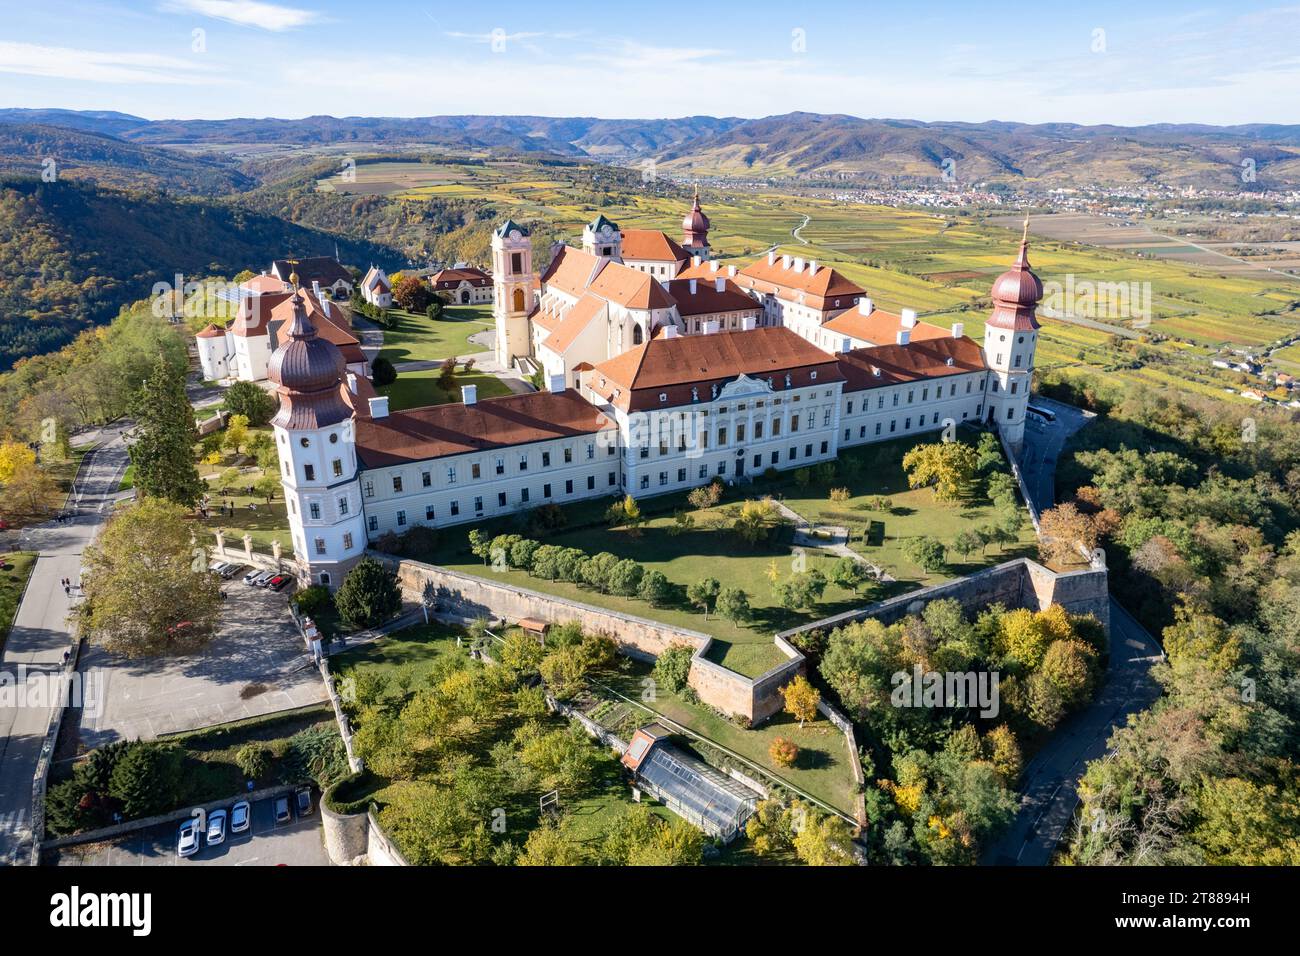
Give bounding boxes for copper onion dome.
[987,217,1042,331]
[268,294,352,429]
[682,185,710,234]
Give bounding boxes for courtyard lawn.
[0,551,37,652]
[378,304,494,364]
[378,367,514,413]
[196,473,294,557]
[766,433,1039,586]
[330,622,470,689]
[436,505,874,678]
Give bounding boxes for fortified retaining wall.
[377,555,804,724]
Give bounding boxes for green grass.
[0,551,37,652]
[378,367,515,413]
[118,464,134,492]
[378,304,495,364]
[330,621,470,687]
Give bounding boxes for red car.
[267,575,289,592]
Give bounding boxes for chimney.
[728,265,737,277]
[741,315,757,332]
[767,250,777,266]
[715,277,725,293]
[347,372,358,394]
[808,260,818,276]
[951,322,965,338]
[781,254,791,270]
[547,374,566,394]
[368,396,389,419]
[312,279,322,299]
[896,330,911,346]
[461,384,478,405]
[710,260,720,272]
[663,326,679,339]
[689,278,698,295]
[901,308,917,329]
[704,319,720,335]
[793,256,804,272]
[692,255,701,268]
[841,337,853,354]
[858,296,874,316]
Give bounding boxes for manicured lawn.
[437,506,872,677]
[378,367,514,412]
[771,433,1039,586]
[0,551,37,652]
[330,622,470,688]
[378,304,494,364]
[118,464,134,492]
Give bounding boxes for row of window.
[632,442,830,489]
[362,442,612,497]
[368,472,618,533]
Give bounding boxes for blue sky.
[1,1,1298,124]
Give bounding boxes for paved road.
[0,424,131,864]
[47,795,328,867]
[984,599,1162,865]
[1016,396,1094,514]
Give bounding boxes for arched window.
[319,572,331,586]
[512,288,525,312]
[632,325,643,345]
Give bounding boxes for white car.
[177,819,200,858]
[230,800,251,834]
[243,569,264,585]
[206,808,227,847]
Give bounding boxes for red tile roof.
[823,309,950,346]
[664,277,761,317]
[620,229,689,265]
[541,294,607,355]
[195,323,226,339]
[354,390,614,466]
[540,246,606,298]
[588,326,843,411]
[430,266,492,290]
[837,336,986,391]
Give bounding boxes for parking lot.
[47,795,329,867]
[75,572,327,747]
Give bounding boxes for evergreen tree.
[128,353,203,506]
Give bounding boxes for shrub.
[829,486,851,502]
[770,737,799,767]
[291,584,333,617]
[334,557,401,628]
[108,742,185,819]
[653,642,694,694]
[236,744,272,780]
[284,726,349,789]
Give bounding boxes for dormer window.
[871,366,881,377]
[945,357,954,366]
[660,393,668,403]
[810,370,818,380]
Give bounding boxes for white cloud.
[0,41,221,85]
[161,0,321,32]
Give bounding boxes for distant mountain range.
[3,108,1300,189]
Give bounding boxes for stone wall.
[320,795,368,865]
[777,558,1110,643]
[381,555,804,725]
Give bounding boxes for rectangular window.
[315,537,326,555]
[875,422,882,436]
[659,471,668,486]
[586,443,594,460]
[368,515,378,531]
[754,420,764,439]
[717,461,727,476]
[565,479,573,494]
[820,441,828,454]
[425,505,436,521]
[450,500,460,516]
[772,419,781,436]
[771,452,778,466]
[790,415,799,433]
[544,483,552,498]
[587,475,595,490]
[309,502,320,519]
[678,468,686,482]
[421,471,431,487]
[905,417,912,429]
[805,443,813,457]
[608,472,616,486]
[304,464,315,481]
[717,427,727,446]
[542,451,551,467]
[342,533,353,551]
[521,488,530,503]
[789,447,797,461]
[519,454,528,471]
[639,475,649,489]
[494,458,504,475]
[497,492,507,507]
[474,496,483,514]
[699,465,708,479]
[332,459,343,478]
[448,467,458,484]
[470,463,479,480]
[564,448,573,464]
[736,423,746,442]
[396,510,406,527]
[338,498,349,516]
[890,420,897,433]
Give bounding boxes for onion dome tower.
[681,185,710,258]
[268,297,367,588]
[983,217,1042,453]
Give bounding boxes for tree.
[687,481,723,511]
[108,742,185,819]
[253,473,279,503]
[986,471,1018,507]
[780,674,820,727]
[716,587,751,625]
[734,498,776,546]
[996,608,1050,670]
[437,357,459,391]
[221,414,250,456]
[653,642,694,694]
[984,725,1023,784]
[529,544,562,580]
[770,737,799,767]
[426,298,444,320]
[77,498,221,657]
[1039,502,1101,564]
[687,577,720,617]
[638,569,671,606]
[334,556,401,628]
[222,380,277,427]
[518,823,587,866]
[901,441,978,502]
[0,441,36,483]
[793,813,857,865]
[745,800,798,855]
[903,535,947,572]
[953,529,983,560]
[392,275,432,313]
[579,552,619,593]
[372,356,397,387]
[0,459,57,516]
[607,558,644,598]
[128,353,203,506]
[468,529,491,564]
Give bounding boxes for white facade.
[982,324,1035,447]
[839,369,988,447]
[492,223,535,368]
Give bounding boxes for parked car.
[243,568,264,585]
[255,570,277,588]
[230,800,251,834]
[209,561,229,576]
[268,575,289,592]
[273,795,291,825]
[220,563,244,579]
[177,819,200,858]
[295,787,313,818]
[206,808,227,846]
